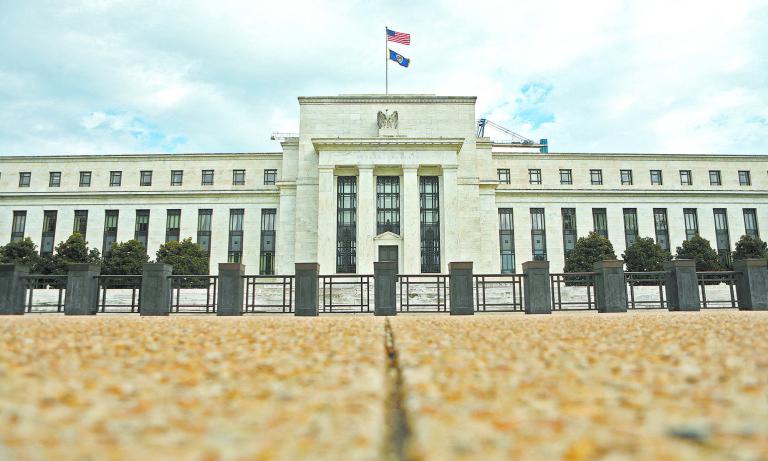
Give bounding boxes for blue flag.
[389,49,410,68]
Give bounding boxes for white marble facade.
[1,94,766,275]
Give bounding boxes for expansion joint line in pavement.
[383,319,416,461]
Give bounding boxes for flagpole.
[385,26,388,95]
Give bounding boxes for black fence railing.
[697,271,739,309]
[550,272,597,310]
[243,275,294,313]
[398,274,448,312]
[169,275,218,313]
[320,275,372,313]
[473,274,524,312]
[21,275,68,313]
[96,275,142,313]
[625,272,667,309]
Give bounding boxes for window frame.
[680,170,692,186]
[18,172,31,187]
[559,169,572,185]
[233,169,246,186]
[109,171,122,187]
[170,170,183,186]
[650,170,663,185]
[498,208,515,273]
[709,170,722,186]
[140,170,153,186]
[264,169,277,185]
[49,171,61,187]
[79,171,92,187]
[738,170,751,186]
[528,169,542,185]
[620,169,633,185]
[497,168,510,184]
[202,169,214,186]
[590,169,603,185]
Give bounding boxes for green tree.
[46,233,101,275]
[732,234,768,261]
[675,235,722,271]
[622,237,672,272]
[101,240,149,275]
[0,237,42,269]
[564,231,617,273]
[156,238,210,288]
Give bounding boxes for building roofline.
[492,151,768,160]
[298,94,477,104]
[0,152,283,161]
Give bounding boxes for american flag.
[386,28,411,45]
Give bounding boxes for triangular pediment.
[374,231,402,241]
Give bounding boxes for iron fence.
[21,275,68,313]
[96,275,142,313]
[398,274,448,312]
[473,274,524,312]
[697,271,739,309]
[243,275,294,313]
[625,272,667,309]
[550,272,597,310]
[320,275,372,313]
[169,275,218,313]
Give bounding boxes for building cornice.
[312,137,465,152]
[492,152,768,161]
[0,152,283,162]
[298,94,476,105]
[495,188,768,197]
[0,190,280,200]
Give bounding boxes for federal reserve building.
[1,94,766,275]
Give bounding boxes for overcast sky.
[1,0,767,155]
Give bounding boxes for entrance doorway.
[379,245,398,269]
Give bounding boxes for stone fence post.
[449,262,474,315]
[374,261,397,316]
[593,260,627,313]
[217,263,245,316]
[64,264,100,315]
[523,261,551,314]
[733,259,768,311]
[140,263,172,316]
[295,263,319,316]
[664,259,700,311]
[0,264,29,315]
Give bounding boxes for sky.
[1,0,767,155]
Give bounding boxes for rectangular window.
[103,210,119,254]
[709,170,721,186]
[528,169,542,185]
[684,208,699,241]
[743,208,759,239]
[73,210,88,236]
[590,169,603,185]
[561,208,577,257]
[165,209,181,243]
[228,209,244,263]
[620,169,633,185]
[713,208,731,267]
[233,169,246,185]
[202,169,214,185]
[40,210,58,255]
[140,170,152,186]
[49,172,61,187]
[497,169,510,184]
[680,170,692,186]
[739,170,751,186]
[420,176,441,273]
[264,169,277,185]
[623,208,639,248]
[650,170,663,185]
[197,209,212,253]
[260,209,277,275]
[376,176,400,235]
[19,172,31,187]
[79,171,92,187]
[498,209,515,273]
[653,208,670,251]
[531,208,547,261]
[337,176,357,273]
[592,208,608,238]
[559,169,572,185]
[171,170,183,186]
[109,171,122,187]
[11,211,26,241]
[134,210,150,249]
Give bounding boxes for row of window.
[14,169,278,188]
[498,168,754,186]
[497,207,760,272]
[10,208,277,274]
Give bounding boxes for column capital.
[402,164,419,172]
[358,164,374,171]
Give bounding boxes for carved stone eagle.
[377,110,398,129]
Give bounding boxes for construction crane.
[476,119,548,151]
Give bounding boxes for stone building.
[1,94,766,274]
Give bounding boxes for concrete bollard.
[64,264,101,315]
[664,259,700,311]
[140,263,172,316]
[0,264,29,315]
[374,261,397,316]
[295,263,319,316]
[449,262,474,315]
[593,260,627,313]
[733,259,768,311]
[523,260,551,314]
[217,263,245,316]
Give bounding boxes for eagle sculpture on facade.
[377,110,398,129]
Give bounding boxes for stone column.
[374,261,397,316]
[317,166,336,273]
[523,260,551,314]
[733,259,768,310]
[449,261,474,315]
[664,259,700,311]
[401,165,420,274]
[217,263,245,316]
[64,264,100,315]
[441,166,460,271]
[0,264,29,315]
[593,260,627,313]
[295,263,319,316]
[140,263,172,316]
[276,184,296,274]
[357,165,375,274]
